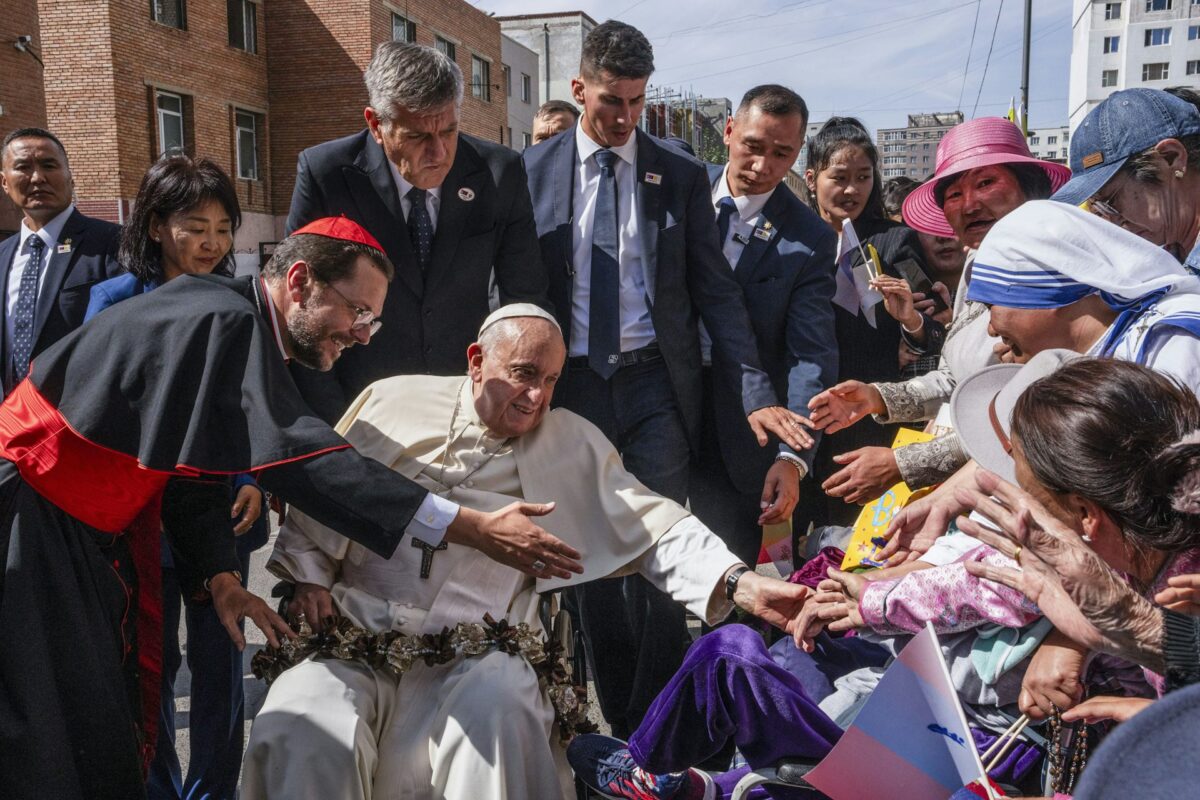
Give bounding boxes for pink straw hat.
[901,117,1072,238]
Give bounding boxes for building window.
[152,0,186,29]
[506,126,512,145]
[392,12,415,43]
[1145,27,1171,46]
[471,56,491,101]
[234,110,259,180]
[522,132,532,148]
[1188,60,1200,75]
[1064,131,1070,143]
[1145,0,1171,8]
[1048,135,1058,144]
[1030,135,1040,145]
[1142,62,1170,80]
[227,0,257,53]
[435,37,456,62]
[520,73,531,104]
[1061,148,1069,159]
[1190,25,1200,40]
[1103,35,1120,53]
[1101,68,1119,86]
[156,90,185,155]
[502,64,512,96]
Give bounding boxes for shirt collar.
[389,161,442,204]
[254,275,290,364]
[713,166,773,221]
[575,124,637,168]
[19,203,75,253]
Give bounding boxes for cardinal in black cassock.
[0,219,431,799]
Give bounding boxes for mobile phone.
[893,258,948,314]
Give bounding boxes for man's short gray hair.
[365,41,463,122]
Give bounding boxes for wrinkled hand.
[747,406,815,450]
[870,275,922,332]
[822,447,900,505]
[451,502,584,580]
[913,281,954,326]
[288,581,337,633]
[210,572,295,651]
[955,470,1160,665]
[759,459,800,525]
[1061,695,1154,725]
[807,380,885,434]
[1020,631,1087,720]
[1154,573,1200,615]
[792,569,866,651]
[231,484,263,536]
[730,570,810,636]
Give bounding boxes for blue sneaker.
[567,734,715,800]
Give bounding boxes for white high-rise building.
[1026,125,1072,163]
[1069,0,1200,132]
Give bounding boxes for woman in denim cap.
[1056,87,1200,276]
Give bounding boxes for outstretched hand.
[452,502,584,580]
[729,570,810,635]
[807,380,885,434]
[822,447,900,505]
[210,572,295,651]
[747,406,815,450]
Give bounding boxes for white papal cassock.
[241,375,741,800]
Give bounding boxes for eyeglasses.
[309,268,382,337]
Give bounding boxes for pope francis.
[241,304,813,800]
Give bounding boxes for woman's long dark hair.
[1013,358,1200,555]
[120,154,241,283]
[799,116,886,224]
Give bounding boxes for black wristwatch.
[725,566,751,602]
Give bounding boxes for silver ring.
[531,559,547,572]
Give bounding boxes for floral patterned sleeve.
[894,432,970,490]
[858,544,1042,636]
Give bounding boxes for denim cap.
[1053,88,1200,206]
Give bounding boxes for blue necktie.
[589,149,621,378]
[406,186,434,273]
[716,196,738,245]
[12,235,44,384]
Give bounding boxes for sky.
[471,0,1074,134]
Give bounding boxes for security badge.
[753,221,774,241]
[458,187,475,201]
[56,238,72,254]
[644,172,662,185]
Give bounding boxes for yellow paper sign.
[840,427,936,571]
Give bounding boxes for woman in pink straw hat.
[808,116,1070,511]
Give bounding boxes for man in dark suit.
[0,127,121,397]
[522,21,813,738]
[286,42,548,424]
[695,86,838,574]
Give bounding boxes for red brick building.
[0,0,48,234]
[3,0,507,262]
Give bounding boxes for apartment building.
[876,111,964,180]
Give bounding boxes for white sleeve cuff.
[405,492,459,547]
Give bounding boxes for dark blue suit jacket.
[522,128,778,450]
[285,129,549,424]
[0,209,121,395]
[706,165,838,492]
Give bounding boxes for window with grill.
[471,56,491,101]
[152,0,186,29]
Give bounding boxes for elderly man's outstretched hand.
[807,380,885,434]
[727,570,810,637]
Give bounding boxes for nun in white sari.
[967,200,1200,394]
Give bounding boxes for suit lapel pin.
[457,187,475,202]
[56,239,72,254]
[643,172,662,185]
[753,226,772,241]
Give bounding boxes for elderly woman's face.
[1091,142,1199,259]
[940,165,1026,250]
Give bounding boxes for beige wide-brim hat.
[949,349,1081,483]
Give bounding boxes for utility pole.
[1019,0,1031,134]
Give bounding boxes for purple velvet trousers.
[628,625,846,799]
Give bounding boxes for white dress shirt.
[390,161,442,231]
[7,204,75,362]
[569,125,655,358]
[700,170,774,363]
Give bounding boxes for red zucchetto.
[291,216,385,253]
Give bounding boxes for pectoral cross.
[412,537,448,579]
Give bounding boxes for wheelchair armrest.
[774,757,819,787]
